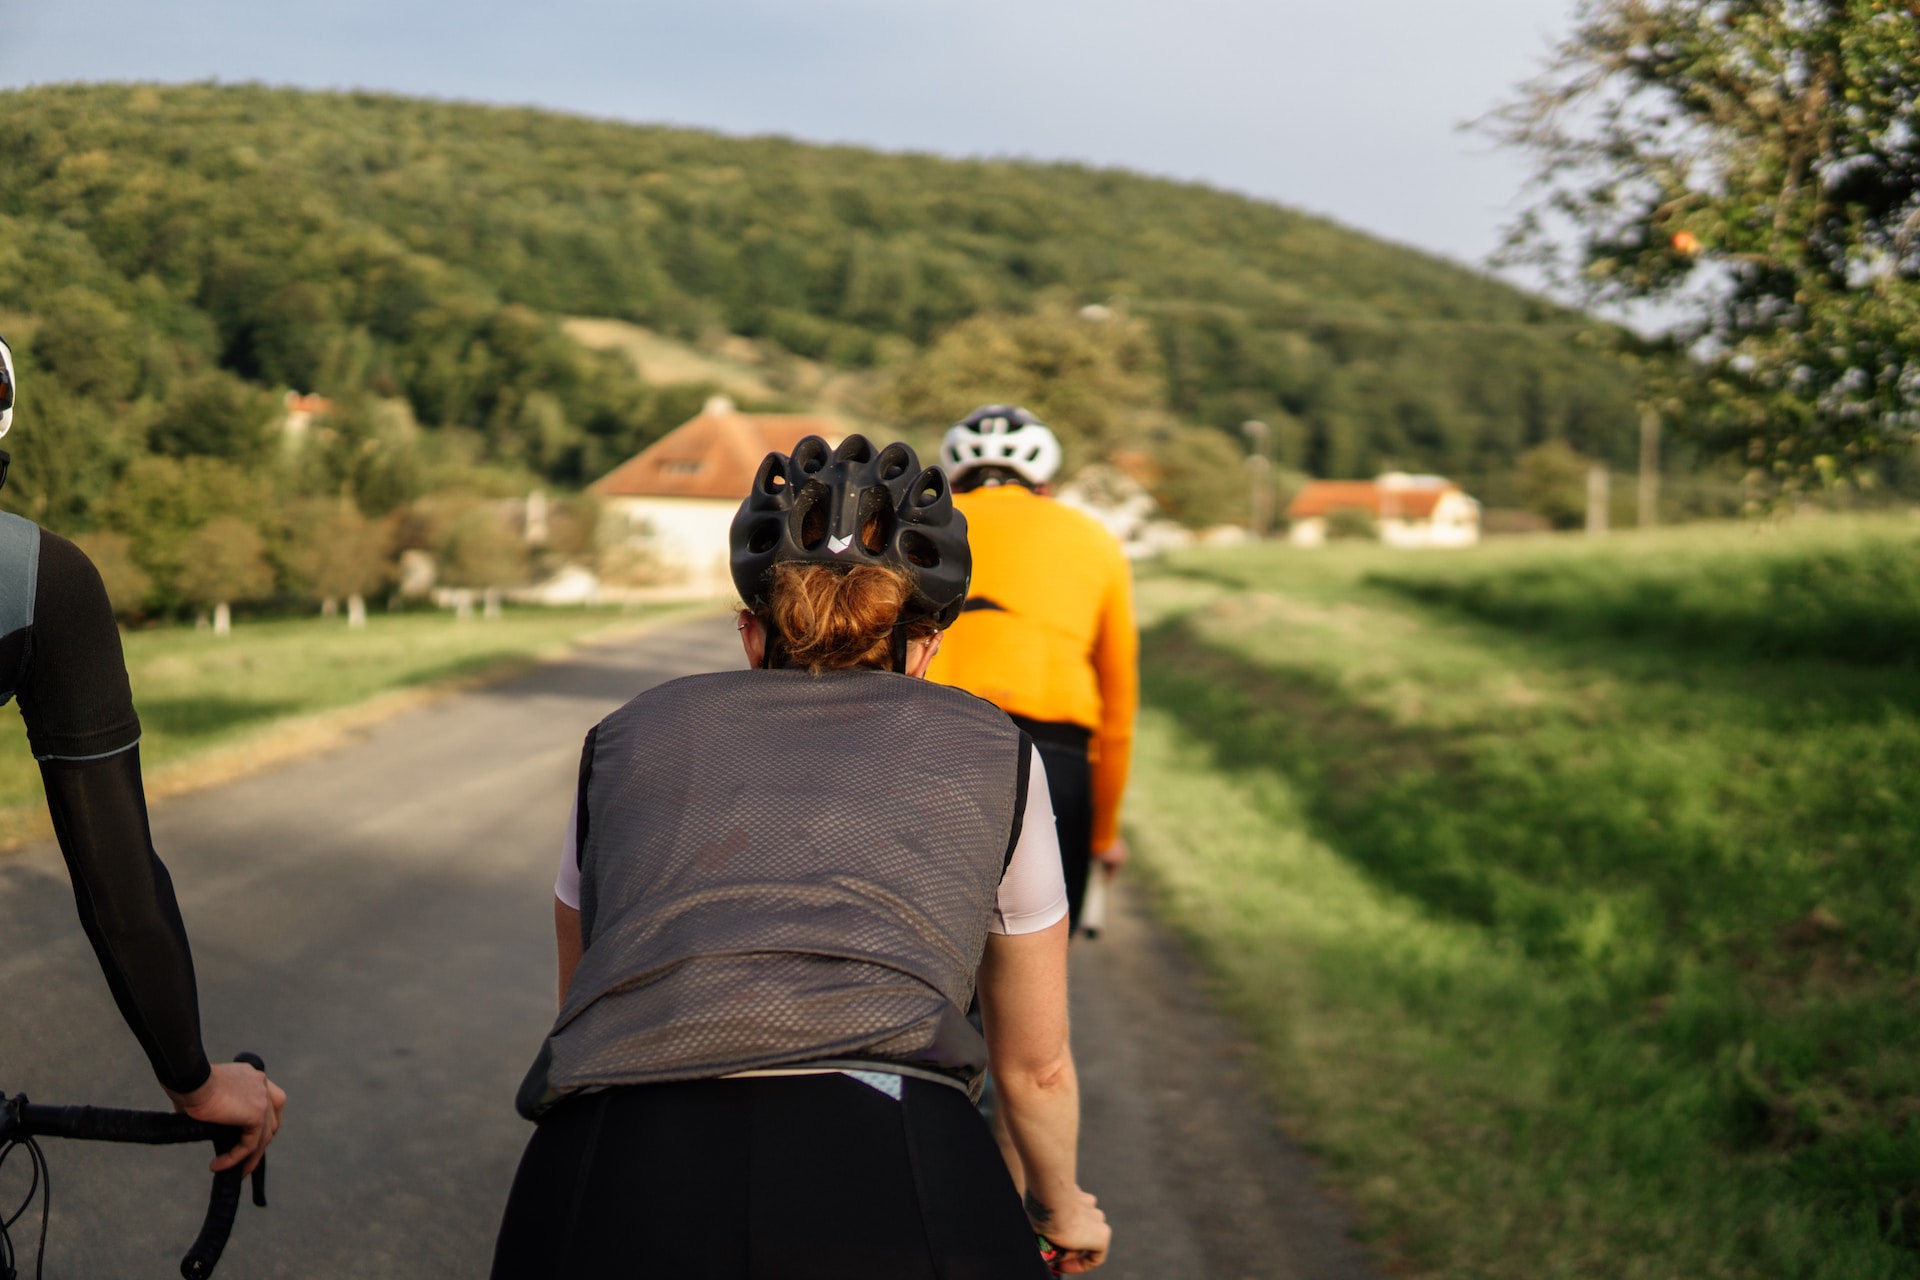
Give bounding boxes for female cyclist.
[492,434,1108,1278]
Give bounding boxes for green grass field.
[1125,515,1920,1278]
[0,605,689,824]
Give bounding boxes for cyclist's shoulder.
[962,488,1125,552]
[598,668,747,724]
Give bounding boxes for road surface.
[0,614,1373,1279]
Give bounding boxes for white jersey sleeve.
[989,744,1069,935]
[554,793,581,910]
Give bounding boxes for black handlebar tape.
[16,1103,231,1148]
[231,1052,268,1207]
[179,1168,243,1280]
[176,1052,269,1279]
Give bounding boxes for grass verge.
[0,603,703,849]
[1126,516,1920,1278]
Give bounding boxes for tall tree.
[177,516,274,634]
[1491,0,1920,495]
[885,301,1166,470]
[281,500,391,622]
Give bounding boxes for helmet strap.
[888,622,912,674]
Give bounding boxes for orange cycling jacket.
[927,485,1138,851]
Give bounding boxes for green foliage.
[1148,425,1261,529]
[1492,0,1920,494]
[71,531,150,619]
[1323,506,1377,540]
[0,82,1649,543]
[0,372,138,531]
[31,286,136,400]
[886,301,1165,468]
[147,371,277,463]
[279,500,392,602]
[291,395,429,516]
[99,456,271,609]
[1130,518,1920,1276]
[176,515,273,608]
[1513,439,1593,528]
[431,497,529,588]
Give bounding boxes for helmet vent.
[747,519,781,554]
[856,487,893,554]
[755,456,788,495]
[913,468,947,508]
[877,443,913,481]
[901,530,940,569]
[793,436,830,475]
[794,481,831,550]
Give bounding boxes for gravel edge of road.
[1075,872,1384,1280]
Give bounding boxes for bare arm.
[978,917,1110,1271]
[555,899,583,1005]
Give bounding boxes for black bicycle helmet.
[730,434,972,639]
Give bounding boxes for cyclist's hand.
[1092,838,1128,871]
[166,1061,287,1175]
[1031,1188,1110,1272]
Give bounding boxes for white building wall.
[602,496,738,597]
[1378,492,1481,548]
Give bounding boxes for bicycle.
[0,1054,270,1280]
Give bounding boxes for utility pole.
[1586,465,1610,535]
[1639,406,1661,528]
[1241,420,1273,538]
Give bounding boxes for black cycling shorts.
[1010,716,1093,932]
[491,1073,1050,1280]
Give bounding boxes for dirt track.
[0,613,1374,1277]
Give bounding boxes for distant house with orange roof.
[591,396,843,595]
[1287,472,1480,548]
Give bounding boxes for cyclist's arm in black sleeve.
[19,531,212,1095]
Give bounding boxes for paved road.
[0,615,1372,1278]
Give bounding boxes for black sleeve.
[22,533,211,1095]
[17,531,141,761]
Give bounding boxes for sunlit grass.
[1126,514,1920,1278]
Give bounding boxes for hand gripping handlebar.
[0,1053,269,1280]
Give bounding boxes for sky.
[3,0,1573,285]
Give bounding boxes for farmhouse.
[1287,473,1481,548]
[591,396,842,596]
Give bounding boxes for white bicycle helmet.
[0,335,14,439]
[940,405,1062,488]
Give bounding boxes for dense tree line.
[0,82,1655,598]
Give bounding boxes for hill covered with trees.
[0,82,1653,609]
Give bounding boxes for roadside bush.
[1324,506,1376,540]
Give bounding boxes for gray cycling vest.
[519,666,1028,1116]
[0,513,39,704]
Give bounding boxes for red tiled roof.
[1289,482,1383,518]
[591,404,843,500]
[1288,481,1457,520]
